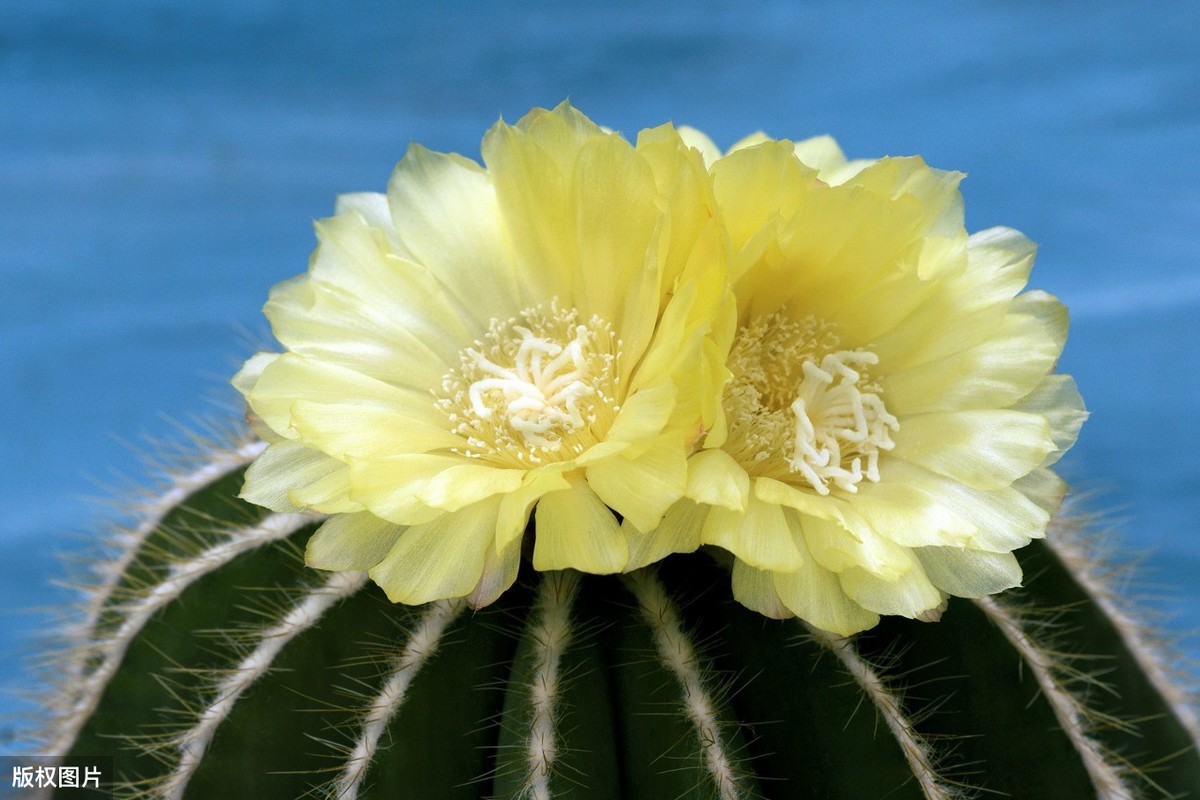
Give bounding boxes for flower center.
[436,300,621,466]
[724,309,899,495]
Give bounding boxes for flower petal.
[306,512,403,572]
[915,547,1023,598]
[467,536,523,609]
[622,499,707,572]
[890,410,1056,490]
[838,555,944,620]
[240,440,355,514]
[370,497,501,604]
[685,448,751,512]
[586,435,687,533]
[702,492,803,572]
[533,479,627,573]
[731,559,791,620]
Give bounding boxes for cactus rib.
[332,597,466,799]
[1046,534,1200,752]
[160,570,369,800]
[804,624,960,800]
[975,594,1133,799]
[50,510,314,759]
[623,569,746,800]
[522,571,581,800]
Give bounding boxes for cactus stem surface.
[160,569,369,800]
[1046,533,1200,752]
[50,510,314,759]
[623,569,745,800]
[333,597,465,799]
[975,595,1133,800]
[804,624,961,800]
[523,571,581,800]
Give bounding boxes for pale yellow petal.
[622,499,707,572]
[346,454,466,524]
[240,440,354,514]
[603,382,677,446]
[890,410,1055,490]
[1009,374,1087,467]
[710,140,815,257]
[882,291,1068,416]
[289,399,462,460]
[798,511,911,581]
[306,512,403,571]
[417,463,526,512]
[673,125,722,168]
[752,477,840,521]
[883,461,1051,552]
[731,559,791,620]
[370,497,502,604]
[247,353,451,445]
[467,537,523,609]
[838,555,944,620]
[264,273,449,390]
[774,511,880,635]
[702,492,803,572]
[848,479,977,548]
[388,144,528,321]
[915,547,1023,598]
[586,436,687,533]
[685,449,751,512]
[533,479,627,573]
[496,469,571,551]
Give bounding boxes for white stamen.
[436,301,620,467]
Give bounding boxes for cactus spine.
[33,430,1200,799]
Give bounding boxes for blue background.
[2,1,1198,743]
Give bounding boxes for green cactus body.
[36,434,1200,799]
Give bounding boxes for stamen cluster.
[436,300,622,467]
[724,309,898,494]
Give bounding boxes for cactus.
[30,427,1200,799]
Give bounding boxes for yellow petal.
[306,512,403,571]
[370,497,501,604]
[533,479,627,573]
[702,492,803,572]
[1010,374,1087,467]
[417,463,525,513]
[240,440,355,514]
[388,144,526,320]
[838,554,944,620]
[467,536,523,609]
[798,511,911,581]
[685,449,751,512]
[773,511,880,635]
[731,559,792,619]
[848,479,977,548]
[586,435,687,533]
[882,291,1068,415]
[915,547,1022,597]
[496,468,571,551]
[890,410,1056,490]
[622,499,707,572]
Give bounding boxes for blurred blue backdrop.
[2,1,1198,744]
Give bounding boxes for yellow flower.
[234,104,732,607]
[629,129,1087,635]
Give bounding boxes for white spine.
[332,598,464,800]
[805,624,960,800]
[624,571,743,800]
[49,511,313,757]
[159,570,368,800]
[523,571,580,800]
[1046,533,1200,751]
[976,595,1133,800]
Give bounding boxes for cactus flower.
[629,130,1088,635]
[233,104,733,607]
